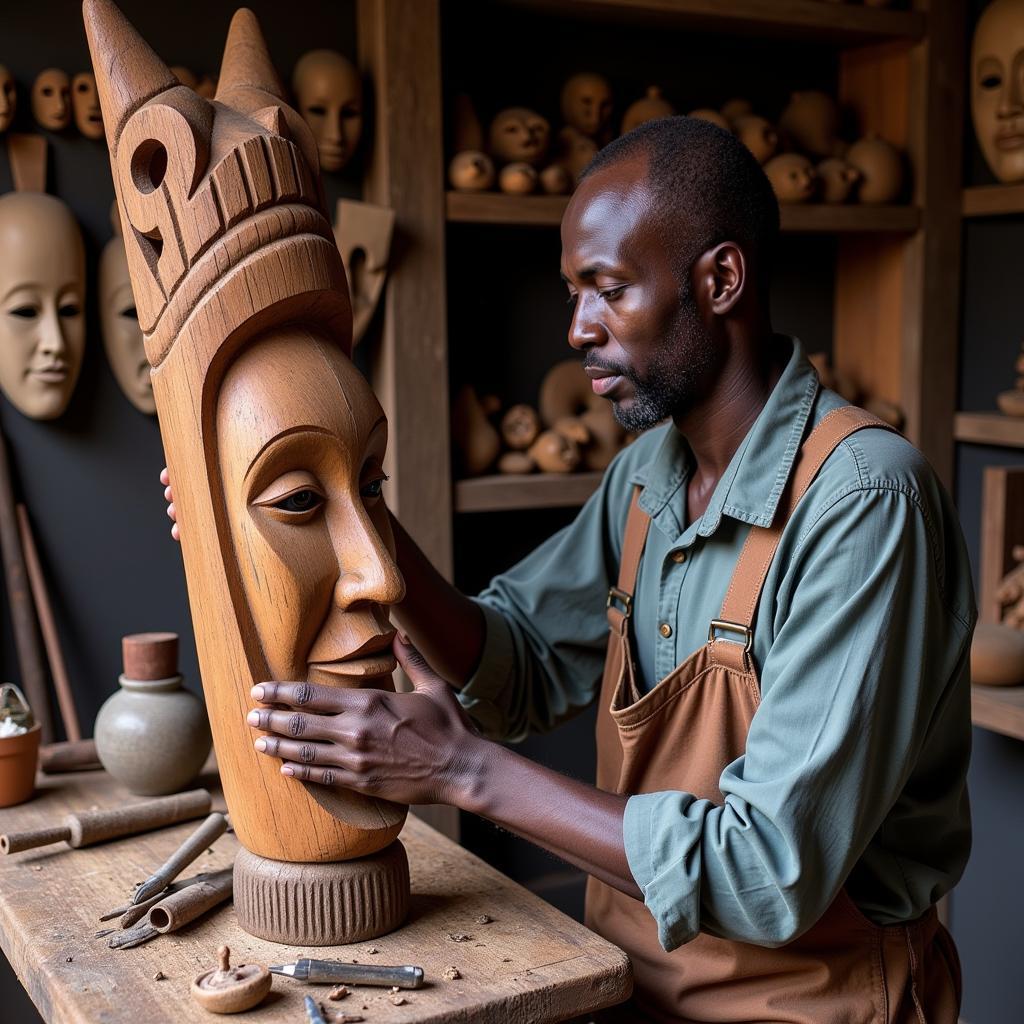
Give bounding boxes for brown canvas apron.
[586,407,962,1024]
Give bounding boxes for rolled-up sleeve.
[457,454,638,742]
[623,484,973,952]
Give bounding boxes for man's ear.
[692,241,746,317]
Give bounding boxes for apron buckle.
[708,618,753,653]
[607,586,633,619]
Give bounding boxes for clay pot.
[449,151,495,192]
[817,157,861,203]
[687,108,730,131]
[497,451,535,474]
[720,97,753,124]
[452,386,501,476]
[501,404,540,450]
[0,723,41,808]
[621,86,675,135]
[764,153,817,203]
[95,633,212,796]
[528,430,581,473]
[539,163,572,195]
[846,135,904,204]
[733,115,778,164]
[778,90,842,159]
[499,162,538,195]
[997,389,1024,417]
[971,622,1024,686]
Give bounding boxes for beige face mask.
[72,71,104,139]
[0,66,15,133]
[292,50,362,173]
[100,231,153,414]
[0,193,86,420]
[32,68,71,131]
[973,0,1024,183]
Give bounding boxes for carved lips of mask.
[0,192,86,420]
[32,68,71,131]
[72,71,104,139]
[0,66,16,133]
[292,50,363,174]
[972,0,1024,183]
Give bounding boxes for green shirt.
[459,339,974,952]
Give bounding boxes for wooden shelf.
[447,192,921,233]
[495,0,925,44]
[455,472,603,513]
[954,412,1024,448]
[963,184,1024,218]
[972,684,1024,742]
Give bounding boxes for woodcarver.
[154,29,975,1024]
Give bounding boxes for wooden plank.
[979,468,1024,624]
[971,685,1024,742]
[455,472,604,513]
[954,412,1024,448]
[446,191,920,233]
[496,0,925,43]
[0,768,631,1024]
[963,184,1024,218]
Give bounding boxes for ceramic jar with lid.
[95,632,211,795]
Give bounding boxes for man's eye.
[9,306,37,319]
[361,477,386,500]
[272,489,323,514]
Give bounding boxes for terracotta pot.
[95,661,212,796]
[0,723,41,808]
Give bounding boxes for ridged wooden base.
[233,841,410,945]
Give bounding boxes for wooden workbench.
[0,766,631,1023]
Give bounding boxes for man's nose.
[568,295,608,351]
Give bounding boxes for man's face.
[560,157,715,431]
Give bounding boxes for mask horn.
[215,8,286,104]
[82,0,178,147]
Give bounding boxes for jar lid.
[122,632,179,681]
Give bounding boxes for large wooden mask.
[83,0,406,862]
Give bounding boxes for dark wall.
[0,3,358,1020]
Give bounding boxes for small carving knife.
[271,958,424,989]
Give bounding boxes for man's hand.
[159,467,179,542]
[247,635,486,808]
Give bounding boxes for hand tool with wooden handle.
[0,788,212,854]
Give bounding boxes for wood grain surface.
[0,766,631,1023]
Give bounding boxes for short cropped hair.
[580,116,780,293]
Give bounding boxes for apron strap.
[607,486,651,638]
[717,406,896,639]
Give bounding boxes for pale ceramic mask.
[217,328,402,693]
[561,72,613,140]
[72,72,103,139]
[291,50,362,173]
[972,0,1024,182]
[0,66,15,133]
[32,68,71,131]
[489,107,550,166]
[0,193,85,420]
[100,233,153,414]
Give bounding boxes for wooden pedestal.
[233,841,410,946]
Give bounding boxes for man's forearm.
[390,512,485,686]
[462,739,643,900]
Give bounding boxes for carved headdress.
[83,1,403,867]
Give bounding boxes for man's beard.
[584,295,715,433]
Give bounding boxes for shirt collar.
[629,337,819,541]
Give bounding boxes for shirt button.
[659,622,673,638]
[671,550,686,564]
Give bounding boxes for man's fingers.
[252,680,351,712]
[247,707,337,741]
[253,735,334,765]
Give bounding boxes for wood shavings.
[443,965,461,980]
[448,932,472,942]
[327,985,350,1000]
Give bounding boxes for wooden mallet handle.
[0,788,212,854]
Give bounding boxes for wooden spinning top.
[191,946,272,1014]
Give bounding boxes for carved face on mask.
[972,0,1024,182]
[0,66,16,133]
[72,72,104,139]
[561,72,613,141]
[292,50,362,173]
[0,193,85,420]
[100,232,152,414]
[32,68,71,131]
